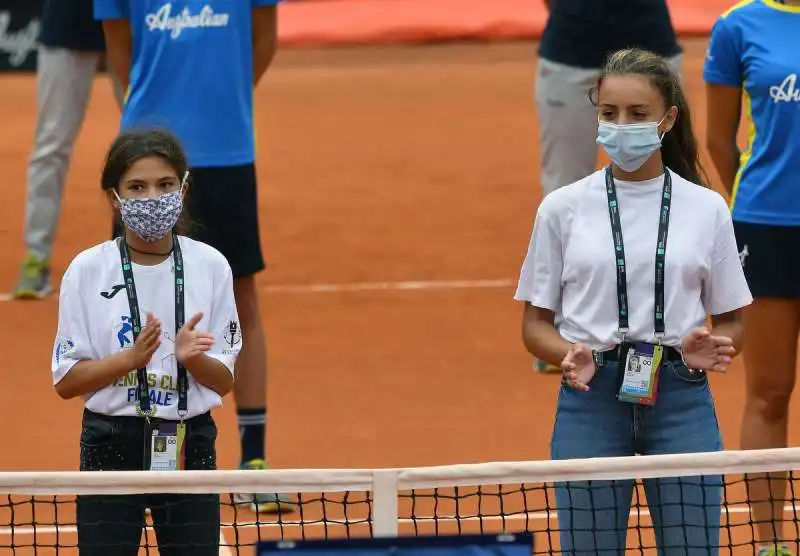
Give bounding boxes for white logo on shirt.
[0,11,39,67]
[145,3,230,39]
[770,74,800,103]
[739,245,749,268]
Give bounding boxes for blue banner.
[258,533,535,556]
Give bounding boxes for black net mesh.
[1,470,799,554]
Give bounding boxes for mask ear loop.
[171,171,190,240]
[179,171,189,196]
[656,113,673,141]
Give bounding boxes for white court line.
[262,278,516,294]
[0,278,516,302]
[0,503,787,537]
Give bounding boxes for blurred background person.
[531,0,682,373]
[704,1,800,554]
[14,0,123,299]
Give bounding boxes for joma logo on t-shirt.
[145,3,230,39]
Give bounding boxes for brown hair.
[593,48,708,186]
[101,127,193,235]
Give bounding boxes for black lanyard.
[604,166,672,341]
[119,234,188,420]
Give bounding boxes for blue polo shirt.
[704,0,800,226]
[93,0,280,168]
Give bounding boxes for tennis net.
[2,448,800,554]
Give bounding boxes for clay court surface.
[0,38,794,552]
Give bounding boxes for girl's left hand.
[681,327,735,373]
[176,312,215,364]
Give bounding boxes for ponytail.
[597,48,709,186]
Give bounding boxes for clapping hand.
[561,343,596,391]
[128,312,161,369]
[175,312,215,365]
[681,327,735,373]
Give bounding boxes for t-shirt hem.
[187,151,255,168]
[512,294,559,312]
[707,295,754,316]
[38,39,106,53]
[732,211,800,227]
[82,406,222,419]
[703,71,741,88]
[52,359,81,386]
[94,10,125,20]
[539,44,681,70]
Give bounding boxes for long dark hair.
[101,128,193,234]
[594,48,708,186]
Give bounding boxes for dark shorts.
[112,163,265,279]
[732,221,800,299]
[186,164,265,279]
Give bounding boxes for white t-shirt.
[514,169,753,351]
[52,236,241,419]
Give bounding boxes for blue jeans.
[550,359,723,555]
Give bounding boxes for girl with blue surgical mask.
[514,48,752,554]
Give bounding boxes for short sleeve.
[703,16,743,88]
[205,259,241,375]
[513,197,563,311]
[52,264,97,386]
[703,197,753,315]
[94,0,128,21]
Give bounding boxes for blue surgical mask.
[596,117,667,173]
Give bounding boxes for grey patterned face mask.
[114,187,184,243]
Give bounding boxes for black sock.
[238,408,266,464]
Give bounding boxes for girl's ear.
[106,188,121,210]
[661,105,679,134]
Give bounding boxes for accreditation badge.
[617,343,664,406]
[146,422,186,471]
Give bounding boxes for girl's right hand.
[561,343,596,392]
[127,312,162,369]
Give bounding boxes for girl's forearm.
[55,352,134,399]
[523,320,573,367]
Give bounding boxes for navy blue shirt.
[539,0,681,69]
[39,0,105,52]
